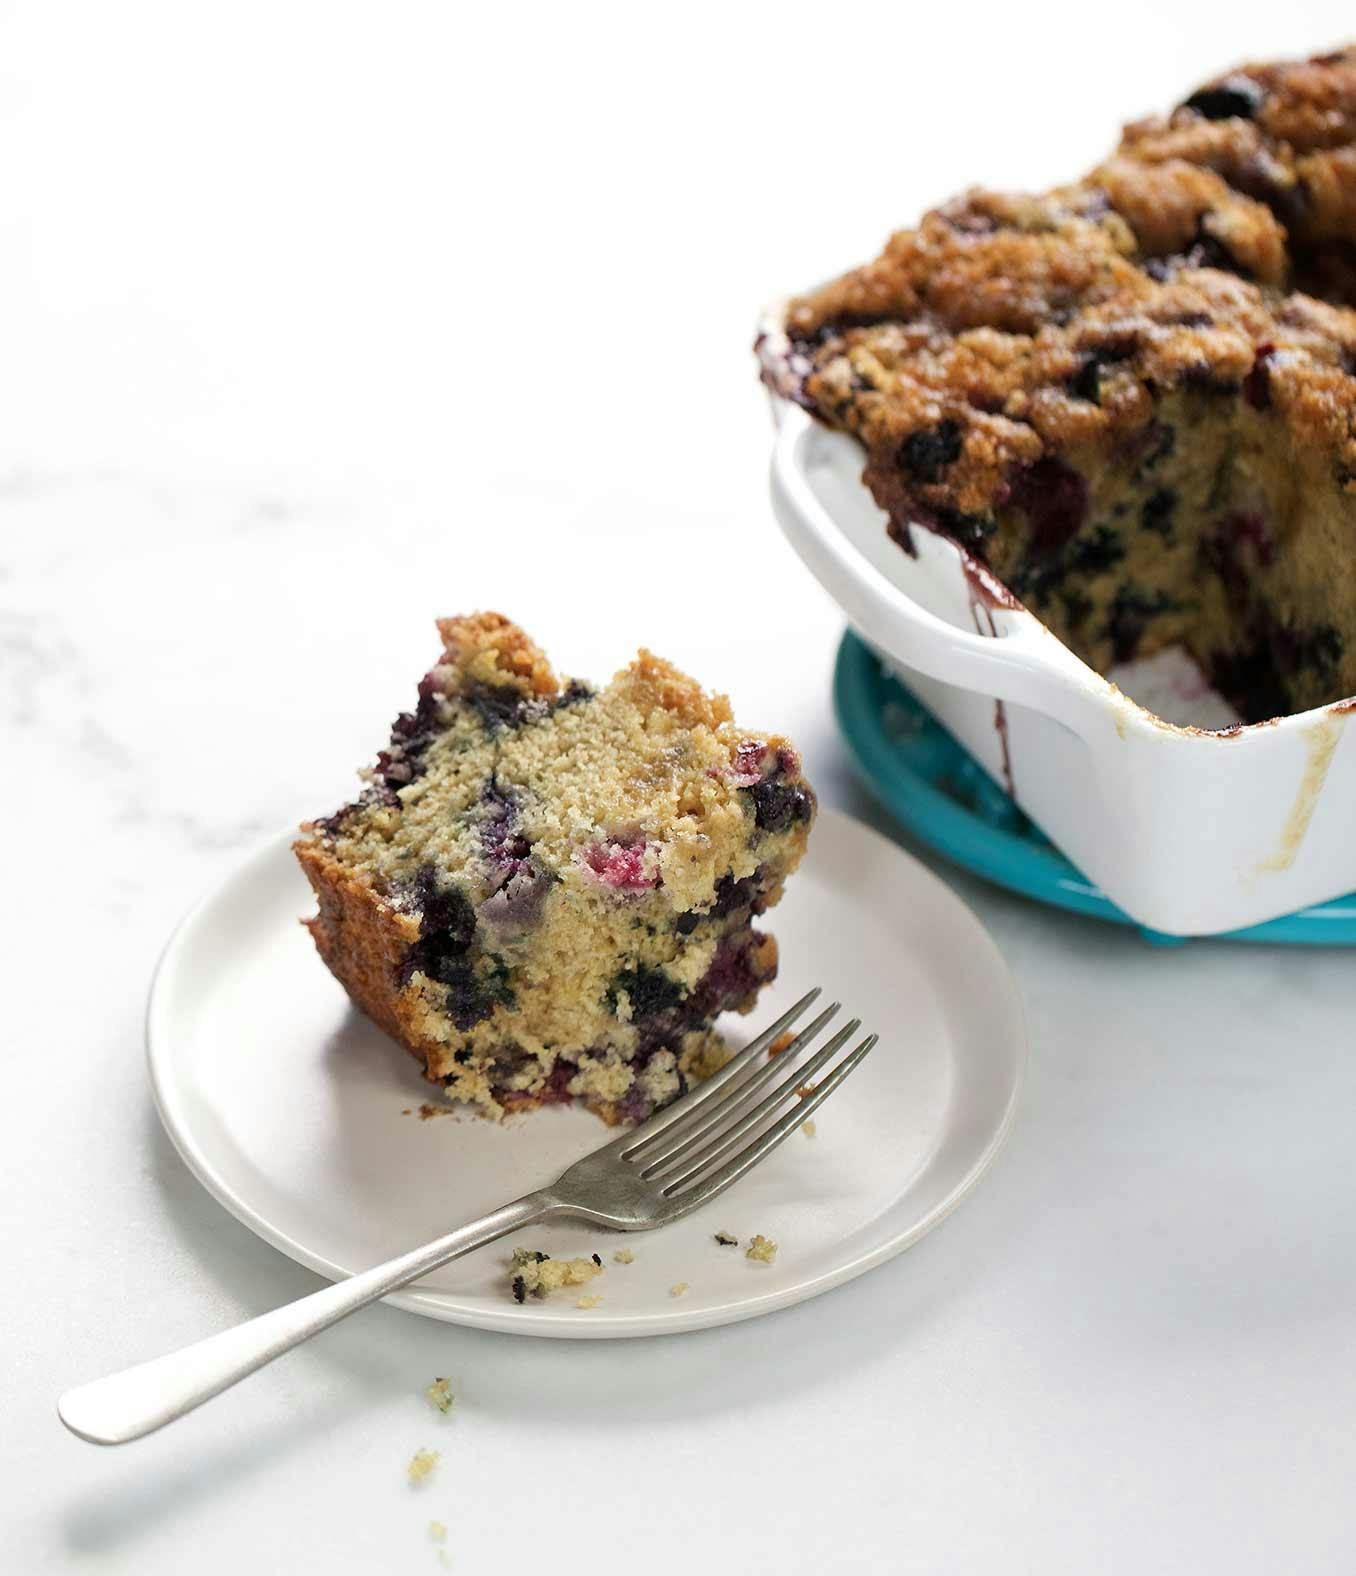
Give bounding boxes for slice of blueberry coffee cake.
[761,45,1356,723]
[295,614,814,1123]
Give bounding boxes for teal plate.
[833,628,1356,946]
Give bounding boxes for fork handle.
[57,1190,556,1446]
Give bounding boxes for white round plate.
[148,807,1025,1338]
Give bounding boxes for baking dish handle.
[770,408,1097,731]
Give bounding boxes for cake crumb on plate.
[509,1248,603,1303]
[714,1231,738,1246]
[746,1234,778,1264]
[802,1119,817,1139]
[613,1247,635,1264]
[669,1282,689,1297]
[429,1521,448,1543]
[576,1294,603,1309]
[407,1448,440,1486]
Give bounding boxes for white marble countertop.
[6,4,1355,1571]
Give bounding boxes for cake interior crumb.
[425,1377,454,1414]
[669,1281,689,1297]
[613,1247,635,1264]
[408,1448,440,1486]
[746,1234,778,1263]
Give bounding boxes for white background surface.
[4,3,1354,1571]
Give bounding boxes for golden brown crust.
[1117,113,1299,204]
[1119,47,1356,248]
[294,838,437,1071]
[1245,48,1356,151]
[621,649,734,730]
[780,45,1356,528]
[768,45,1356,720]
[435,611,559,699]
[1091,159,1288,285]
[791,265,1328,522]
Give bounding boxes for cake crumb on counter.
[425,1377,454,1414]
[510,1247,603,1303]
[746,1234,778,1264]
[613,1248,635,1264]
[714,1231,738,1246]
[669,1282,689,1298]
[407,1448,440,1486]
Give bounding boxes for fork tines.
[619,989,877,1207]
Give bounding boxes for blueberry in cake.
[295,614,814,1123]
[761,45,1356,722]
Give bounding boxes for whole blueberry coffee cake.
[763,45,1356,722]
[295,614,814,1123]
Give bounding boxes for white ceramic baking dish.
[759,306,1356,936]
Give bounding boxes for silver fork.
[58,989,874,1446]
